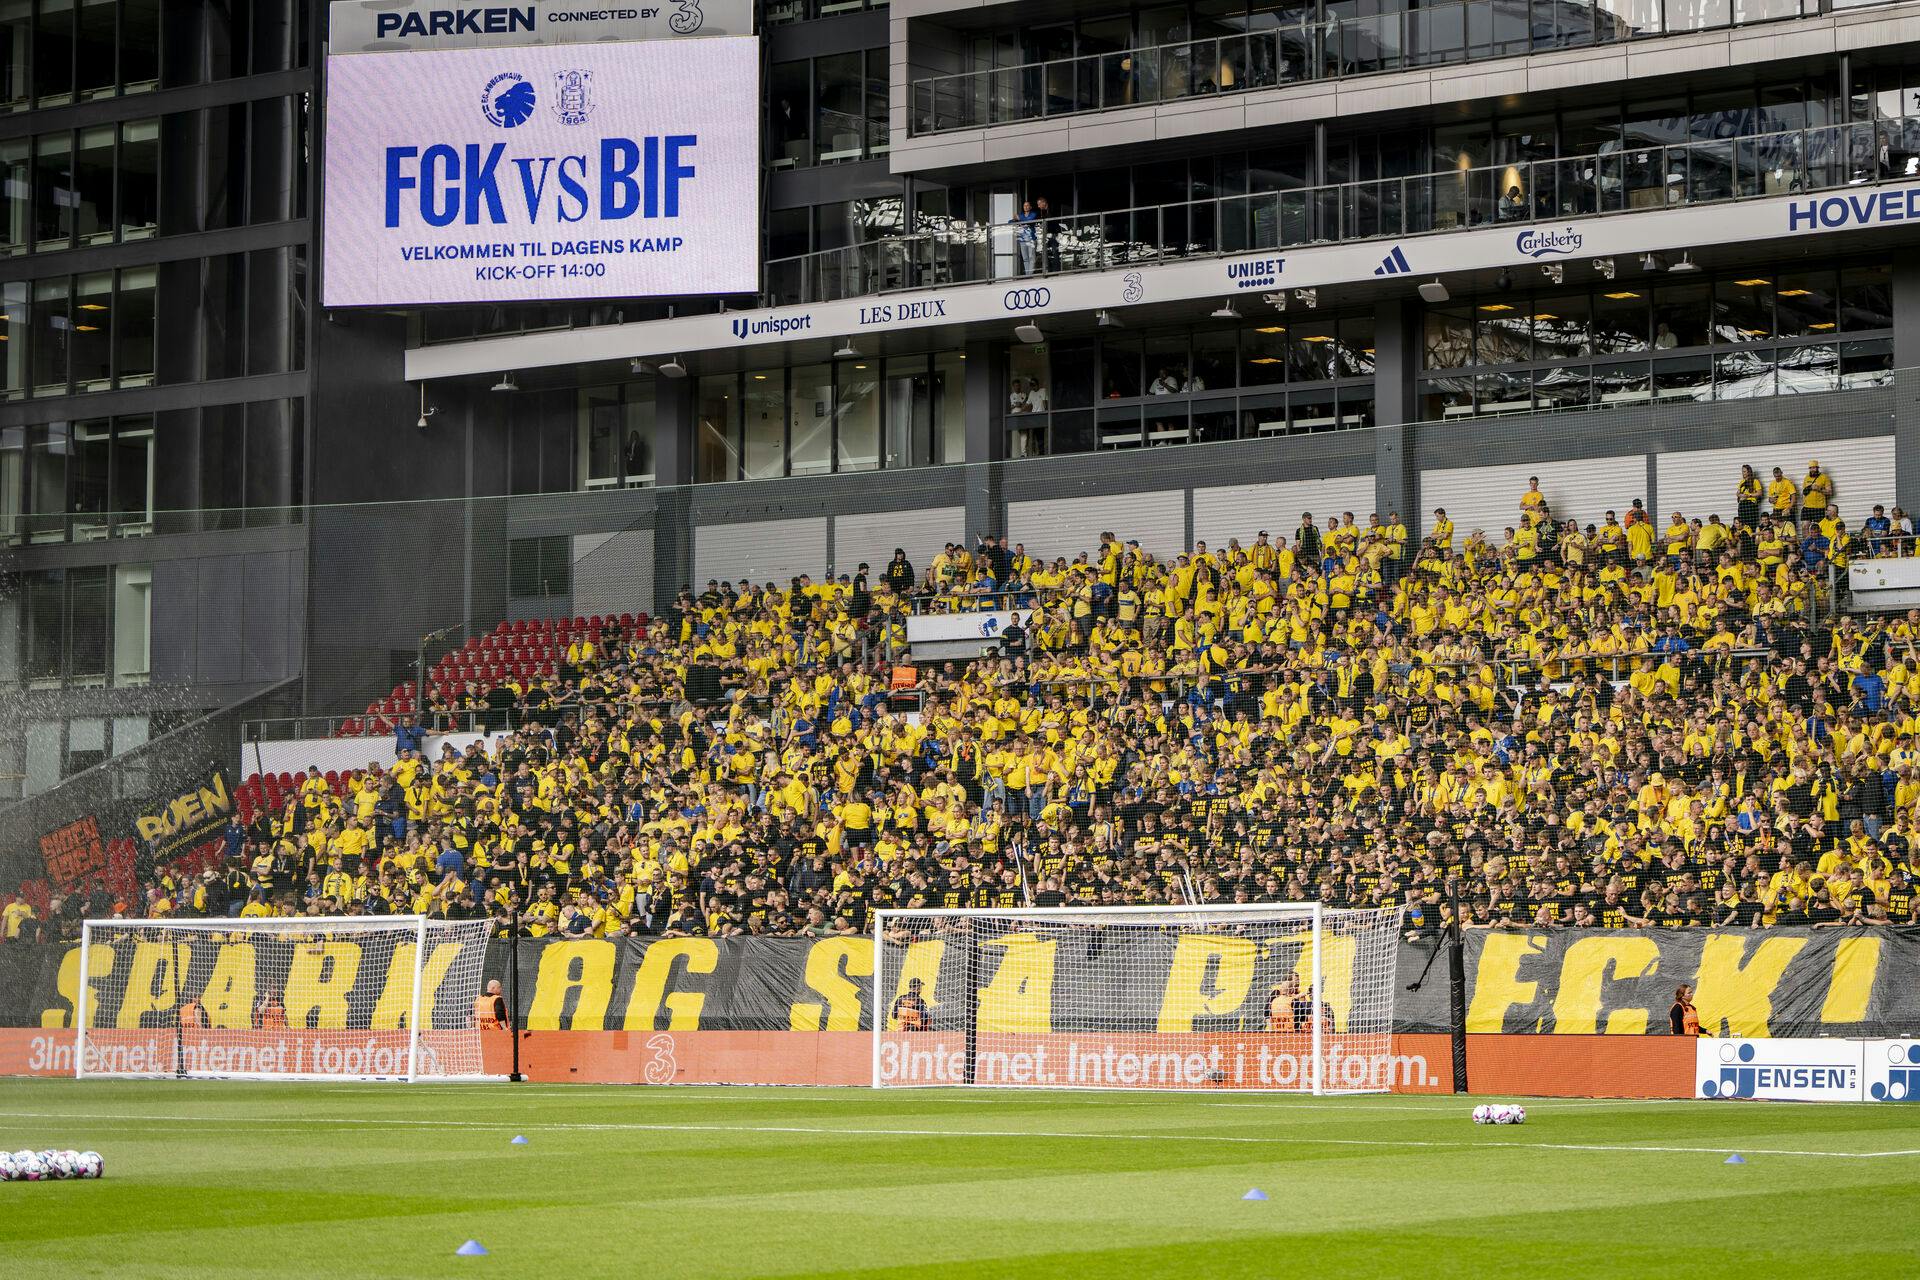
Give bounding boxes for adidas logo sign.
[1373,246,1411,276]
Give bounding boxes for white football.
[0,1151,16,1181]
[77,1151,103,1179]
[44,1150,75,1179]
[16,1151,46,1181]
[1491,1104,1514,1124]
[1509,1105,1527,1125]
[1471,1104,1492,1124]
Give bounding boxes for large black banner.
[5,928,1918,1038]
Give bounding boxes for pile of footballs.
[1471,1104,1528,1125]
[0,1149,104,1181]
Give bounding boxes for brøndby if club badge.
[554,70,593,126]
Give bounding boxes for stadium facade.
[5,0,1920,807]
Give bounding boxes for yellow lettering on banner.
[44,943,113,1028]
[1465,933,1549,1032]
[889,939,946,1026]
[791,937,875,1031]
[1550,935,1659,1034]
[1157,935,1259,1032]
[369,942,465,1029]
[199,944,258,1029]
[1692,934,1807,1037]
[525,940,615,1030]
[622,938,719,1030]
[977,933,1055,1034]
[283,942,364,1030]
[117,941,192,1028]
[1288,935,1358,1032]
[1820,935,1881,1025]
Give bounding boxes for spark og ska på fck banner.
[321,38,760,306]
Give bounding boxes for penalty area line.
[0,1109,1912,1160]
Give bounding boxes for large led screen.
[322,38,760,306]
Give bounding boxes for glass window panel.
[121,0,158,90]
[1474,370,1532,415]
[835,360,880,471]
[25,421,63,539]
[113,563,151,684]
[1711,348,1772,400]
[738,370,780,480]
[25,571,62,680]
[31,276,68,393]
[1533,365,1593,410]
[789,364,832,475]
[1840,265,1892,332]
[75,0,113,99]
[0,424,19,542]
[113,265,154,385]
[1840,339,1893,388]
[1144,333,1190,394]
[578,386,622,488]
[1473,304,1531,365]
[112,414,152,530]
[1593,361,1651,405]
[33,132,72,248]
[0,2,28,109]
[1100,337,1141,398]
[118,119,159,239]
[1422,307,1474,368]
[1192,328,1236,390]
[695,374,738,483]
[69,564,107,680]
[70,270,110,388]
[1192,407,1237,444]
[1097,406,1142,450]
[1776,344,1837,395]
[1289,319,1338,380]
[1289,390,1338,431]
[816,54,865,164]
[1337,387,1375,429]
[620,386,652,485]
[1529,292,1591,360]
[71,124,111,242]
[1654,352,1713,400]
[768,61,810,167]
[1594,287,1649,352]
[1652,282,1710,347]
[0,281,23,399]
[34,0,73,106]
[1419,377,1474,420]
[0,138,26,255]
[111,714,149,755]
[1047,340,1095,409]
[68,416,107,532]
[1240,323,1288,386]
[1336,314,1375,377]
[934,351,966,464]
[1712,276,1772,343]
[1774,271,1836,339]
[1144,403,1189,447]
[1009,344,1049,414]
[884,361,930,469]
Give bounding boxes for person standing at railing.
[1034,196,1060,271]
[1012,201,1039,274]
[1767,466,1799,521]
[1801,459,1834,522]
[1736,464,1763,533]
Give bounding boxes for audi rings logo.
[1003,287,1051,311]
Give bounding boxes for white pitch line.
[0,1109,1911,1160]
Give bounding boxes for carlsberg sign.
[322,39,759,305]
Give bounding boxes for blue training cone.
[510,1135,528,1145]
[1243,1188,1269,1201]
[456,1240,490,1257]
[1724,1154,1746,1165]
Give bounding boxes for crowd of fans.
[8,458,1920,947]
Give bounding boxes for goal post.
[73,916,500,1083]
[872,903,1402,1093]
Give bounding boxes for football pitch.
[3,1081,1919,1278]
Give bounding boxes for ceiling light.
[629,358,653,375]
[1778,289,1812,298]
[752,373,769,380]
[1667,254,1700,274]
[1417,280,1449,304]
[1640,253,1668,272]
[1604,291,1641,300]
[416,382,436,431]
[1211,299,1240,319]
[1734,277,1770,288]
[1809,322,1836,330]
[1255,325,1286,334]
[658,357,687,378]
[1249,357,1283,365]
[833,339,861,359]
[77,303,107,311]
[1494,269,1513,292]
[1478,303,1514,313]
[1302,334,1334,342]
[1532,313,1558,322]
[491,371,518,392]
[1096,309,1124,328]
[853,363,868,369]
[1014,322,1044,345]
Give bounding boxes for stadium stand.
[7,461,1920,945]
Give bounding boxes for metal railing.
[764,114,1920,308]
[910,0,1825,135]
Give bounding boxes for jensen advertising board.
[321,38,759,306]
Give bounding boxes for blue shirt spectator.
[394,717,426,756]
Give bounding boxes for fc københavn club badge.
[554,70,593,126]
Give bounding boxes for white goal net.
[873,904,1401,1092]
[73,916,498,1082]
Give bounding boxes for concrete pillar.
[963,338,1004,538]
[1371,298,1419,525]
[651,374,697,614]
[1892,258,1920,519]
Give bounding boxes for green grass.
[2,1080,1918,1278]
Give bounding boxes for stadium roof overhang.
[405,179,1920,387]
